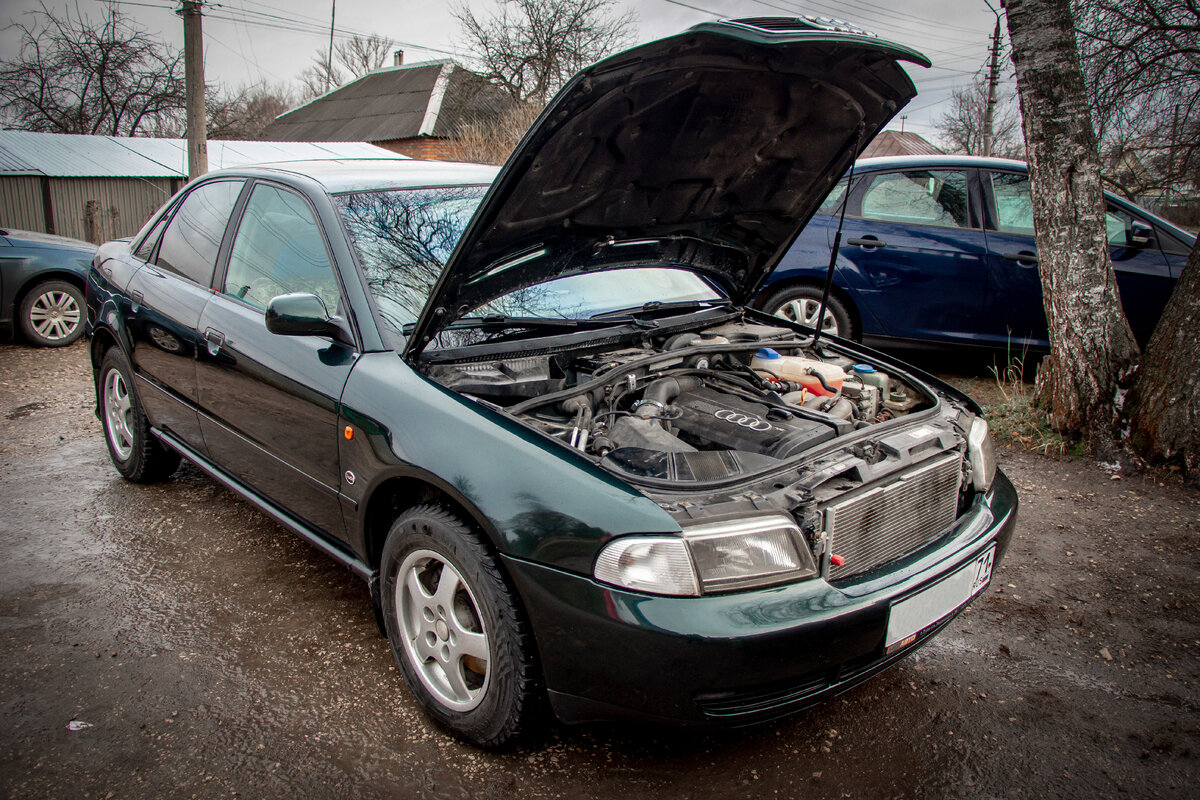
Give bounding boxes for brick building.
[262,55,516,160]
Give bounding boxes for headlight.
[593,515,817,596]
[968,417,996,492]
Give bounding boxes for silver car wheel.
[774,297,839,335]
[396,548,490,712]
[28,289,82,341]
[103,369,135,461]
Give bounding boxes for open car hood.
[407,18,929,357]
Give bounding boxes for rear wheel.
[762,284,856,340]
[20,280,84,347]
[98,348,181,482]
[381,504,540,747]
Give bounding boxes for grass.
[944,347,1079,458]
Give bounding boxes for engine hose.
[806,367,843,411]
[634,376,702,418]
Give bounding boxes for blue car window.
[816,178,850,215]
[225,184,339,312]
[861,170,971,229]
[991,172,1035,234]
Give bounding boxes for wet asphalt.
[1,341,1197,799]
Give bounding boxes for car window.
[474,268,720,320]
[224,183,339,312]
[990,172,1035,234]
[336,185,487,331]
[817,178,849,215]
[155,180,243,286]
[134,212,170,261]
[861,170,971,229]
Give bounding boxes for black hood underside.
[409,19,928,357]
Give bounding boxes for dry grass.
[977,347,1077,457]
[441,102,544,166]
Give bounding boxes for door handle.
[1003,251,1039,265]
[204,327,225,356]
[847,237,886,249]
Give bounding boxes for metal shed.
[0,132,401,243]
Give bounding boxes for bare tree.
[937,78,1024,158]
[1076,0,1200,203]
[207,83,295,141]
[336,33,395,77]
[0,4,185,136]
[1005,0,1141,458]
[453,0,635,104]
[297,34,395,101]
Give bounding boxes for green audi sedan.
[87,17,1017,747]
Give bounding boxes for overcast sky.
[1,0,1016,142]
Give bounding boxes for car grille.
[824,451,963,582]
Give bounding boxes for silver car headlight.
[968,417,996,492]
[593,515,818,596]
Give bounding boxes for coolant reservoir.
[751,348,845,396]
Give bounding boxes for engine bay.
[427,317,943,487]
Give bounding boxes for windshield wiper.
[589,299,730,320]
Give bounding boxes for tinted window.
[134,212,170,261]
[156,180,243,285]
[861,170,971,229]
[476,268,719,320]
[336,185,486,331]
[224,184,339,312]
[991,172,1035,234]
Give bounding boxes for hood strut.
[812,125,864,349]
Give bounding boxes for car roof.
[204,158,500,194]
[855,154,1029,172]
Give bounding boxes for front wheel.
[761,285,856,341]
[20,280,84,347]
[98,348,181,482]
[381,504,541,747]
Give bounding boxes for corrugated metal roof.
[0,131,401,178]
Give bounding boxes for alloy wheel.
[396,549,490,712]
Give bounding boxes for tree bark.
[1127,241,1200,483]
[1004,0,1141,457]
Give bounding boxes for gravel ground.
[1,341,1197,799]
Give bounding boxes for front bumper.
[503,468,1018,726]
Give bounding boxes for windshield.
[473,268,720,320]
[336,185,488,331]
[336,185,725,344]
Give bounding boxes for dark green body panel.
[503,470,1017,724]
[337,352,681,572]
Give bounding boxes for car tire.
[98,348,181,482]
[381,504,541,748]
[762,284,856,340]
[19,280,85,347]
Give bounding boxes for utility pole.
[982,18,1001,157]
[326,0,337,92]
[180,0,207,179]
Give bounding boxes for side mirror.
[265,293,352,346]
[1128,221,1154,247]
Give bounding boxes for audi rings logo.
[714,409,773,431]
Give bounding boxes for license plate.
[885,545,995,653]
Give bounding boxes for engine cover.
[669,387,836,458]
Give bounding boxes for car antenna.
[812,125,864,349]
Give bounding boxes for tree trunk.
[1004,0,1141,457]
[1127,241,1200,483]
